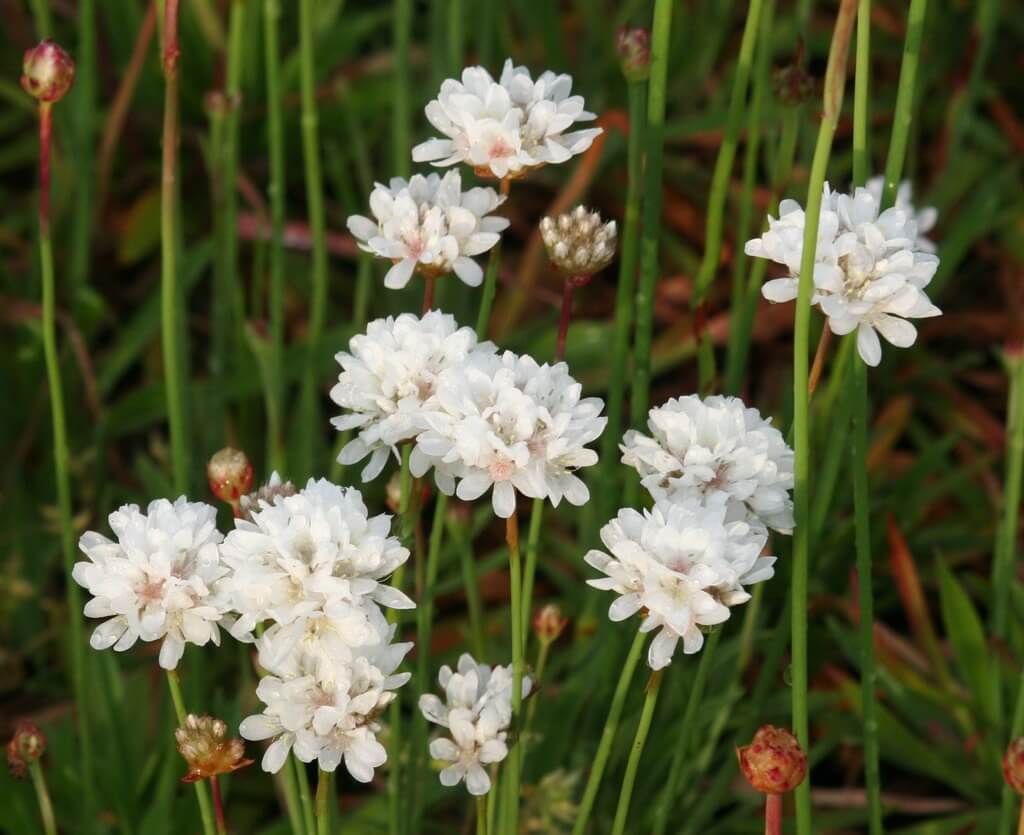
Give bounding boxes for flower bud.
[772,63,815,107]
[540,207,617,277]
[21,40,76,104]
[238,472,297,521]
[737,725,807,794]
[175,714,253,783]
[6,720,46,778]
[207,447,254,512]
[533,604,568,644]
[616,27,651,82]
[1004,737,1024,795]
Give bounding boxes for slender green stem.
[27,0,51,36]
[447,0,464,75]
[627,0,673,507]
[610,669,663,835]
[520,498,544,642]
[448,512,486,658]
[571,630,647,835]
[477,795,487,835]
[279,755,306,835]
[504,508,524,835]
[393,0,412,177]
[476,180,510,338]
[852,0,872,187]
[166,670,217,835]
[28,760,57,835]
[522,638,552,763]
[692,0,764,392]
[298,0,329,481]
[295,759,316,835]
[790,6,858,832]
[316,768,331,835]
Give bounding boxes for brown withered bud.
[207,447,255,513]
[737,725,807,794]
[238,472,297,521]
[175,714,253,783]
[6,720,46,778]
[616,27,651,82]
[533,604,568,644]
[1003,737,1024,795]
[772,62,815,107]
[21,40,75,104]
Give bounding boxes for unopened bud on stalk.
[540,206,617,277]
[772,63,815,107]
[737,725,807,794]
[238,472,297,520]
[533,604,568,644]
[616,27,651,82]
[207,447,254,513]
[21,40,75,104]
[1004,737,1024,794]
[175,714,253,783]
[6,720,46,778]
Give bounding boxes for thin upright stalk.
[393,0,412,177]
[522,637,552,761]
[610,669,663,835]
[571,630,647,835]
[166,670,217,835]
[279,755,306,835]
[264,0,287,473]
[295,759,316,835]
[627,0,673,506]
[692,0,765,392]
[316,769,331,835]
[211,776,228,835]
[28,760,56,835]
[504,507,525,835]
[765,794,783,835]
[519,498,544,643]
[475,179,511,338]
[790,5,858,832]
[298,0,329,481]
[477,796,488,835]
[161,0,189,493]
[422,275,436,313]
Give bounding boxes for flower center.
[488,458,516,481]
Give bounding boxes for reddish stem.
[422,276,435,314]
[163,0,181,73]
[38,104,52,234]
[807,326,833,395]
[211,776,227,835]
[765,793,782,835]
[556,280,576,361]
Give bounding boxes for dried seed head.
[175,714,253,783]
[540,207,616,277]
[207,447,255,511]
[772,62,815,107]
[616,27,651,82]
[21,40,75,104]
[737,725,807,794]
[1004,738,1024,795]
[533,604,568,644]
[6,720,46,778]
[238,472,297,521]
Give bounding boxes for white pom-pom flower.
[412,60,602,180]
[621,395,795,534]
[347,171,509,290]
[330,312,494,482]
[73,498,229,670]
[584,501,774,670]
[419,654,532,795]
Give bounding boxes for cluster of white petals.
[419,655,532,795]
[347,171,509,290]
[74,498,229,670]
[330,311,492,482]
[746,181,941,366]
[621,395,795,533]
[413,60,602,180]
[865,176,937,253]
[585,501,774,669]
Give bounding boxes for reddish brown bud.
[21,40,76,104]
[175,714,253,783]
[616,27,651,82]
[737,725,807,794]
[772,63,815,107]
[207,448,254,512]
[6,720,46,778]
[1004,737,1024,795]
[533,604,568,644]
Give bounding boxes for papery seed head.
[616,27,651,82]
[175,714,253,783]
[207,447,255,509]
[533,604,568,643]
[737,725,807,794]
[540,206,618,276]
[6,721,46,778]
[21,40,75,104]
[238,472,297,520]
[1004,738,1024,795]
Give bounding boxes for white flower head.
[746,181,941,367]
[330,312,494,482]
[584,501,774,670]
[864,175,937,253]
[240,627,412,781]
[419,654,532,795]
[413,60,602,180]
[74,498,229,670]
[413,350,607,518]
[347,170,509,290]
[621,395,795,534]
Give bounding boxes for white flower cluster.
[413,60,602,180]
[419,654,532,795]
[745,180,941,366]
[586,395,792,669]
[332,313,607,519]
[347,171,509,290]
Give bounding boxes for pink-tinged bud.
[737,725,807,794]
[616,27,651,82]
[175,714,253,783]
[21,40,76,104]
[207,447,254,511]
[6,720,46,778]
[533,604,568,644]
[1004,737,1024,795]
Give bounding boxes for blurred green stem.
[393,0,412,176]
[692,0,764,392]
[166,670,217,835]
[316,769,330,835]
[610,669,663,835]
[447,511,486,657]
[28,760,56,835]
[520,498,544,642]
[504,508,525,835]
[295,759,316,835]
[881,0,928,205]
[571,630,646,835]
[476,179,510,338]
[278,756,305,835]
[627,0,673,507]
[298,0,329,481]
[477,796,487,835]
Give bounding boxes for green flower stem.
[278,755,306,835]
[393,0,412,177]
[571,630,647,835]
[692,0,764,393]
[610,668,663,835]
[446,511,486,658]
[522,636,553,763]
[70,0,96,312]
[294,758,316,835]
[166,670,217,835]
[298,0,329,481]
[504,507,525,835]
[519,498,544,642]
[28,759,56,835]
[627,0,674,507]
[790,4,858,832]
[475,180,511,338]
[477,795,488,835]
[316,768,331,835]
